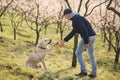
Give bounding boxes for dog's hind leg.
[41,61,48,72]
[37,63,41,68]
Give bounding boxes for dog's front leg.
[47,42,58,52]
[47,45,54,52]
[41,60,48,72]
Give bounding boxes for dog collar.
[38,46,46,49]
[40,47,46,49]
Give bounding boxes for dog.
[26,38,58,72]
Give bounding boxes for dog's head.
[37,38,52,49]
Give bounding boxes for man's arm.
[64,29,76,42]
[59,29,76,47]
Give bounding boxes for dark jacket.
[64,14,96,44]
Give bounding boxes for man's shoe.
[75,72,87,76]
[88,74,96,78]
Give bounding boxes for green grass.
[0,14,120,80]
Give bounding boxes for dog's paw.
[53,42,58,46]
[32,65,38,69]
[37,64,41,68]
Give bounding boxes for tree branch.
[0,0,13,17]
[107,0,120,17]
[64,0,71,9]
[77,0,83,12]
[84,0,90,17]
[85,0,109,17]
[101,23,117,52]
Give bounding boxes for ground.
[0,15,120,80]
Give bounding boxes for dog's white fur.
[26,38,56,72]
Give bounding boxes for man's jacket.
[64,13,96,44]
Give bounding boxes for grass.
[0,14,120,80]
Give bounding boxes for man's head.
[63,8,72,20]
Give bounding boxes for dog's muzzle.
[48,39,52,44]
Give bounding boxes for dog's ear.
[37,42,43,47]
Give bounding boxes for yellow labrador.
[26,38,57,72]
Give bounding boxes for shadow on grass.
[0,63,34,80]
[38,67,93,80]
[60,75,96,80]
[38,67,72,80]
[38,72,54,80]
[17,31,31,38]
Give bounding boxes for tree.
[21,0,52,46]
[0,0,13,32]
[56,1,69,40]
[101,14,120,65]
[9,6,23,40]
[100,0,120,66]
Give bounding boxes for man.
[59,8,97,78]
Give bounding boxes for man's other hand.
[84,44,89,48]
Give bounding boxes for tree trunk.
[64,0,78,67]
[60,30,63,40]
[108,32,112,51]
[72,34,78,67]
[60,22,63,40]
[114,51,119,68]
[14,28,16,40]
[44,28,47,36]
[103,33,106,43]
[35,30,39,46]
[44,24,48,36]
[115,51,119,64]
[56,28,59,34]
[0,21,3,32]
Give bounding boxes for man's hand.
[59,40,65,47]
[84,44,89,48]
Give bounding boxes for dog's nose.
[50,39,52,42]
